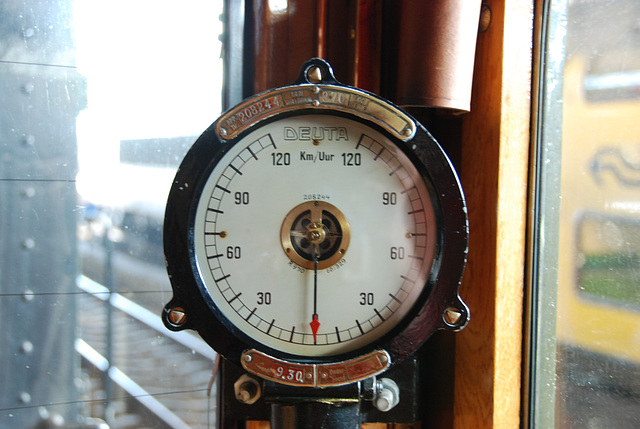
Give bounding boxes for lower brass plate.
[241,349,391,387]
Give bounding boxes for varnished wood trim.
[453,0,533,428]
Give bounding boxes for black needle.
[310,244,320,343]
[313,245,319,316]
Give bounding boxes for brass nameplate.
[240,349,391,387]
[216,85,416,142]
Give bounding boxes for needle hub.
[280,201,350,270]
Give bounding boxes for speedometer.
[163,58,468,388]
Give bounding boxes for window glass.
[1,1,222,427]
[577,214,640,308]
[533,0,640,427]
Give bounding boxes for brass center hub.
[280,201,350,270]
[307,223,326,244]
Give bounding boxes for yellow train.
[557,55,640,366]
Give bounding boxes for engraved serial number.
[303,194,331,201]
[320,90,370,111]
[288,260,305,273]
[326,258,347,274]
[223,96,282,132]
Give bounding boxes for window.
[1,1,222,427]
[529,0,640,426]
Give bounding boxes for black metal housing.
[162,58,468,371]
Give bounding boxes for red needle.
[310,314,320,344]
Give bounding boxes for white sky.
[74,0,223,141]
[73,0,224,210]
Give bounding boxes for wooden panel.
[453,0,533,428]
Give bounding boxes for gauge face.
[192,114,437,357]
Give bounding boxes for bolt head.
[444,308,463,326]
[167,307,187,326]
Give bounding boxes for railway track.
[75,239,217,429]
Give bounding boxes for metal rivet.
[22,187,36,198]
[312,100,320,107]
[19,392,32,404]
[243,353,253,363]
[22,82,35,95]
[24,135,36,146]
[21,341,34,354]
[22,238,35,250]
[37,407,50,420]
[48,414,65,426]
[219,128,227,136]
[23,289,35,301]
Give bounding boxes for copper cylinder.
[394,0,482,112]
[352,0,382,93]
[248,0,353,95]
[250,0,317,94]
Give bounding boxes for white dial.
[193,114,437,357]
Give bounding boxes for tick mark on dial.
[228,291,241,303]
[389,293,402,304]
[374,308,385,322]
[266,134,277,149]
[247,147,258,160]
[216,274,231,282]
[205,231,227,237]
[356,319,365,335]
[216,185,231,194]
[389,166,401,176]
[401,186,416,194]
